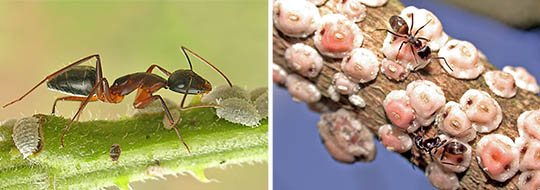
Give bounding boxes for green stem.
[0,101,268,190]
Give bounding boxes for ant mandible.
[3,46,233,153]
[378,13,451,71]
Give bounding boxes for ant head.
[389,15,409,35]
[417,45,432,60]
[168,69,212,95]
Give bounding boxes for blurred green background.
[0,0,267,189]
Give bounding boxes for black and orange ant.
[378,13,451,71]
[414,131,468,166]
[3,46,232,153]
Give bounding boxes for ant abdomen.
[46,65,97,96]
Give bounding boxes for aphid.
[425,162,460,190]
[286,74,321,103]
[109,144,121,162]
[341,48,380,83]
[515,137,540,171]
[314,14,364,58]
[216,97,262,127]
[284,43,323,78]
[3,46,233,153]
[476,134,519,182]
[273,0,320,38]
[459,89,502,133]
[379,13,449,72]
[406,80,445,127]
[433,138,472,173]
[378,124,412,153]
[201,85,249,104]
[503,66,540,93]
[383,90,417,133]
[435,101,476,142]
[317,108,376,163]
[483,70,517,98]
[517,110,540,141]
[12,116,43,159]
[438,39,484,79]
[518,170,540,190]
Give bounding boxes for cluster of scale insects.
[273,0,540,189]
[3,46,233,153]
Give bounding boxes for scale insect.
[378,13,451,71]
[3,46,233,153]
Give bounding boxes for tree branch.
[273,0,538,189]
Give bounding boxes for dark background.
[273,0,540,189]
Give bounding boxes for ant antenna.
[180,46,233,87]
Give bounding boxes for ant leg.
[410,44,420,67]
[414,19,432,37]
[417,37,430,42]
[146,64,172,77]
[375,29,408,39]
[134,93,191,153]
[433,57,453,72]
[3,54,101,108]
[180,46,233,87]
[52,96,98,115]
[409,13,414,34]
[395,41,407,60]
[61,78,103,147]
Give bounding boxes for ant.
[3,46,233,153]
[378,13,451,71]
[413,131,468,166]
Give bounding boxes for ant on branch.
[413,130,468,166]
[3,46,233,153]
[378,13,452,71]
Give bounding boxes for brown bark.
[273,0,540,189]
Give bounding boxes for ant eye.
[517,110,540,141]
[284,43,323,78]
[273,0,320,38]
[503,66,540,93]
[406,80,445,127]
[459,89,502,133]
[484,70,517,98]
[476,134,519,182]
[314,14,363,58]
